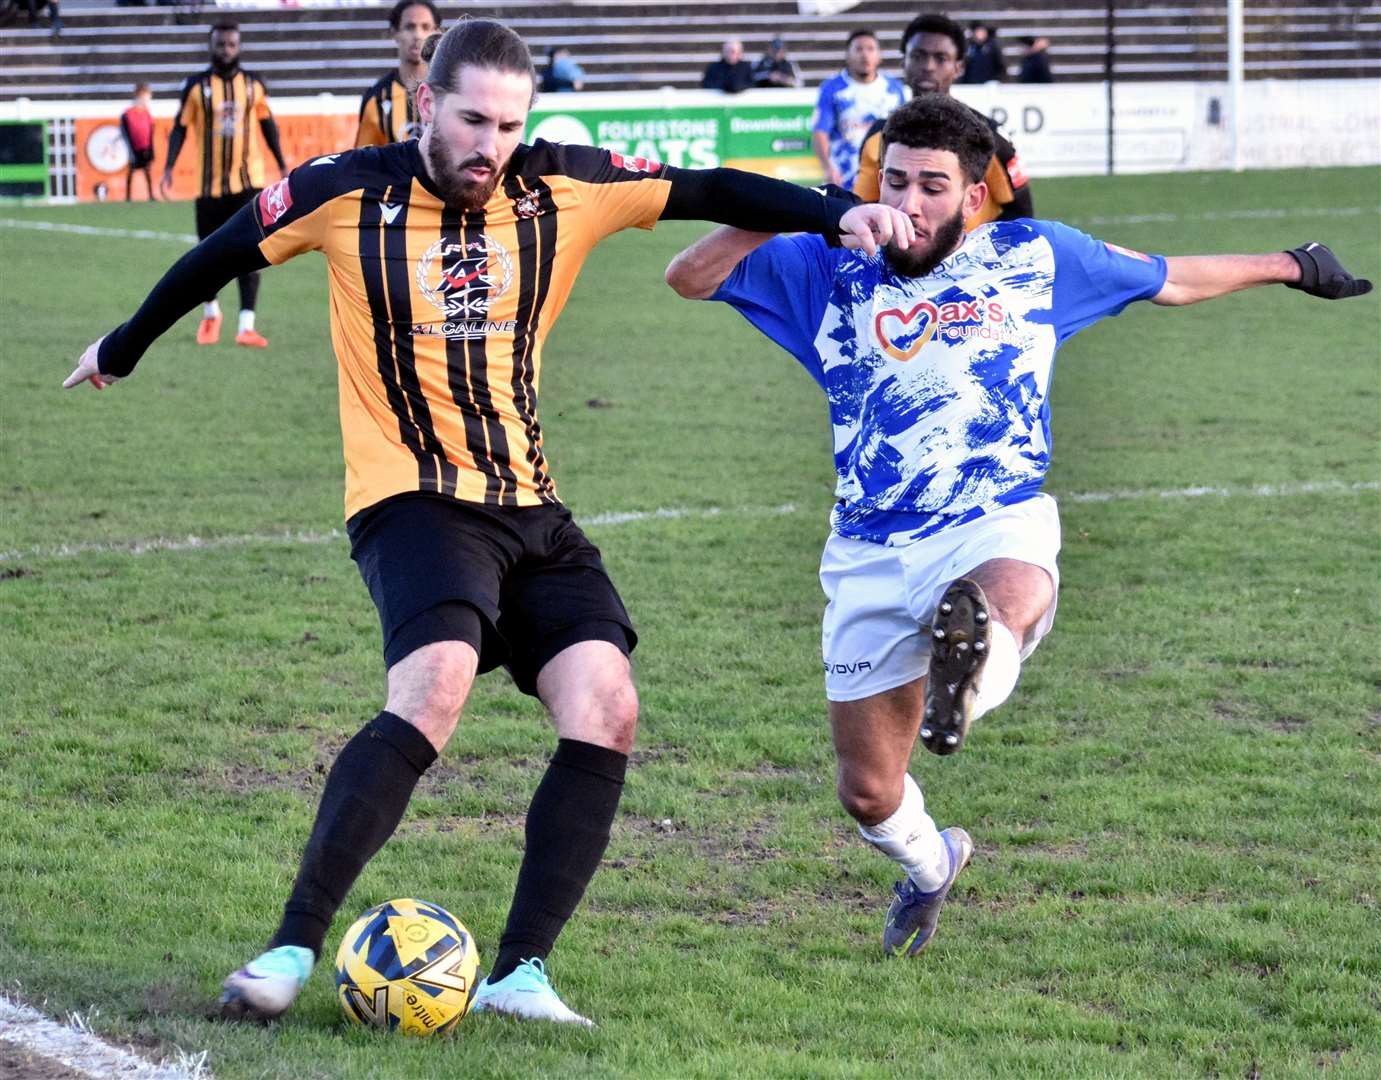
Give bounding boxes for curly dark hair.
[881,93,994,184]
[388,0,440,31]
[900,13,965,60]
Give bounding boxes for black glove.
[1285,242,1373,300]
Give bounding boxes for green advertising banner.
[526,98,819,181]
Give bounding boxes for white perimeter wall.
[3,79,1378,177]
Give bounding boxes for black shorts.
[194,188,257,239]
[347,494,637,695]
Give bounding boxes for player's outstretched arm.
[665,227,776,299]
[1152,243,1372,306]
[62,204,271,390]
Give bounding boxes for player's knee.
[386,641,477,745]
[836,772,896,826]
[586,675,639,753]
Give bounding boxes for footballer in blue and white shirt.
[812,29,907,191]
[666,94,1369,957]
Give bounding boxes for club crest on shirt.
[513,190,542,219]
[414,233,516,339]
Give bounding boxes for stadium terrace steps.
[0,0,1376,101]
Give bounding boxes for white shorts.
[819,494,1062,702]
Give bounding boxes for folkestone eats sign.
[525,99,817,181]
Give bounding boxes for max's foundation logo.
[873,298,1007,361]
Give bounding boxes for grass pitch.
[1,166,1379,1079]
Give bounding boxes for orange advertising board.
[75,114,359,202]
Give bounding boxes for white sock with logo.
[238,309,256,334]
[203,300,220,319]
[857,773,947,891]
[972,622,1021,721]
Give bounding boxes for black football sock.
[237,269,261,313]
[489,739,627,984]
[269,711,437,958]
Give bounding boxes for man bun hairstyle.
[881,93,994,184]
[422,18,536,103]
[900,13,966,61]
[388,0,440,32]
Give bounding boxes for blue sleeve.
[709,233,837,386]
[813,80,837,135]
[1035,220,1168,343]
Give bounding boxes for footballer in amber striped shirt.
[161,22,287,349]
[355,1,440,148]
[65,18,914,1030]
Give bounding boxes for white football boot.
[218,945,314,1022]
[471,958,594,1027]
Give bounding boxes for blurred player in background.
[667,93,1370,962]
[65,18,910,1030]
[812,28,906,190]
[162,22,287,348]
[120,83,156,202]
[854,12,1032,225]
[356,0,441,147]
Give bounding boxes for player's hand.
[1286,242,1373,300]
[63,337,119,390]
[838,204,915,258]
[159,171,174,197]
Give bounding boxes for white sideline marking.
[0,483,1374,565]
[0,995,208,1079]
[2,206,1377,248]
[0,218,199,244]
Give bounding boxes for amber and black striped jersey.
[356,71,421,148]
[171,67,283,198]
[853,105,1033,229]
[97,139,855,520]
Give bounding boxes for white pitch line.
[0,996,207,1080]
[1069,205,1376,227]
[0,218,199,244]
[0,483,1374,565]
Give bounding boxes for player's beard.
[425,136,504,210]
[885,206,966,278]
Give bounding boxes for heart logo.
[874,302,939,362]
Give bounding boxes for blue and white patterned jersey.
[812,72,907,190]
[711,219,1168,546]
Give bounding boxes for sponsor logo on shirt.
[413,233,515,339]
[608,151,660,174]
[258,177,293,225]
[873,298,1008,361]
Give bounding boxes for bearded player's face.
[418,65,533,209]
[877,143,984,278]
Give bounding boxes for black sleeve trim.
[659,166,858,243]
[259,115,286,172]
[97,204,270,377]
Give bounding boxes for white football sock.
[203,300,221,319]
[857,773,947,891]
[973,622,1020,721]
[238,309,256,334]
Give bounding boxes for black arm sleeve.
[259,116,286,172]
[164,124,186,173]
[119,114,133,150]
[97,204,270,377]
[660,166,859,244]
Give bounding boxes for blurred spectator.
[702,38,755,94]
[356,0,440,147]
[1018,36,1054,83]
[541,46,586,93]
[812,28,905,190]
[120,83,157,201]
[753,37,802,88]
[25,0,60,37]
[960,23,1006,83]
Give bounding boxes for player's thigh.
[829,677,928,786]
[535,640,638,753]
[966,557,1054,640]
